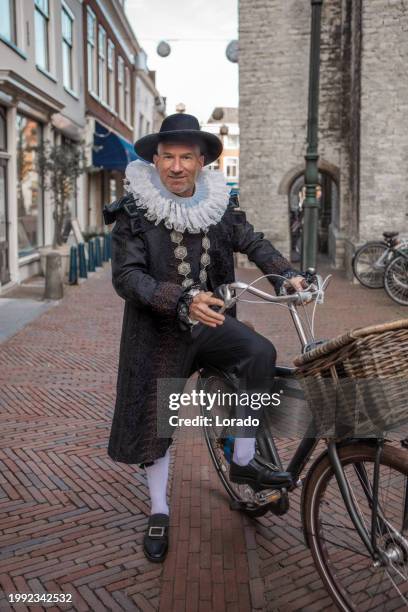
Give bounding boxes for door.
[0,158,10,285]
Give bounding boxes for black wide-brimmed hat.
[134,113,223,166]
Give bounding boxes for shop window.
[16,115,44,256]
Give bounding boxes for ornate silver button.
[170,230,183,244]
[178,261,191,275]
[174,245,187,259]
[199,270,207,283]
[200,253,210,266]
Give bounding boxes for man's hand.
[284,275,312,303]
[189,292,225,327]
[286,275,308,292]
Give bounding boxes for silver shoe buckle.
[148,525,166,538]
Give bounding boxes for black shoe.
[143,513,169,563]
[230,455,293,491]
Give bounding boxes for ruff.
[124,159,230,233]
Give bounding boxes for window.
[16,114,44,255]
[124,66,130,123]
[86,8,97,93]
[107,40,115,109]
[225,157,239,179]
[98,26,106,101]
[35,0,50,71]
[62,6,73,91]
[226,134,239,148]
[117,56,125,119]
[208,161,220,171]
[0,0,16,44]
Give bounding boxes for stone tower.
[239,0,408,272]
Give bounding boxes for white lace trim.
[124,159,230,233]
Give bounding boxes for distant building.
[83,2,167,233]
[134,51,166,138]
[201,107,239,190]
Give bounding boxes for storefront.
[86,119,137,231]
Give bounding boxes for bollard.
[102,234,108,262]
[88,239,95,272]
[68,246,78,285]
[44,252,63,299]
[78,243,88,278]
[95,236,102,268]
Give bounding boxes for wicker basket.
[293,319,408,439]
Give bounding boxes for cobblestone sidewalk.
[0,261,406,611]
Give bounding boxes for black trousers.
[144,316,278,468]
[184,315,277,434]
[185,314,276,386]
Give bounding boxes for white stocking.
[232,437,256,466]
[145,448,170,516]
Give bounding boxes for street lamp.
[302,0,323,273]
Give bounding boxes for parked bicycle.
[352,231,407,289]
[196,274,408,611]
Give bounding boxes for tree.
[36,138,88,248]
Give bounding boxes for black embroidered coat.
[103,194,299,466]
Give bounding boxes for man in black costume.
[103,113,306,562]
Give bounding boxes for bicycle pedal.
[254,489,281,504]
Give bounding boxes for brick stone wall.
[239,0,408,270]
[359,0,408,242]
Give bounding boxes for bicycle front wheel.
[303,442,408,611]
[352,242,389,288]
[384,255,408,306]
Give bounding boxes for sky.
[124,0,238,124]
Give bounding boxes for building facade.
[0,0,85,287]
[83,0,166,233]
[202,107,239,190]
[0,0,166,291]
[239,0,408,271]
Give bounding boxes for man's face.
[153,142,205,197]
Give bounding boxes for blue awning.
[93,122,138,171]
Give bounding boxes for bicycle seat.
[383,231,399,239]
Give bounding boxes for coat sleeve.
[229,208,302,288]
[110,211,184,316]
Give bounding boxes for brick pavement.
[0,260,406,611]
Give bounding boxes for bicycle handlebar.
[215,274,327,314]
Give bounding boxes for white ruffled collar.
[124,159,230,233]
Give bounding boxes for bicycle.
[384,249,408,306]
[196,274,408,611]
[352,232,408,289]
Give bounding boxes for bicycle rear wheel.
[384,255,408,306]
[197,368,280,517]
[303,442,408,611]
[352,242,390,288]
